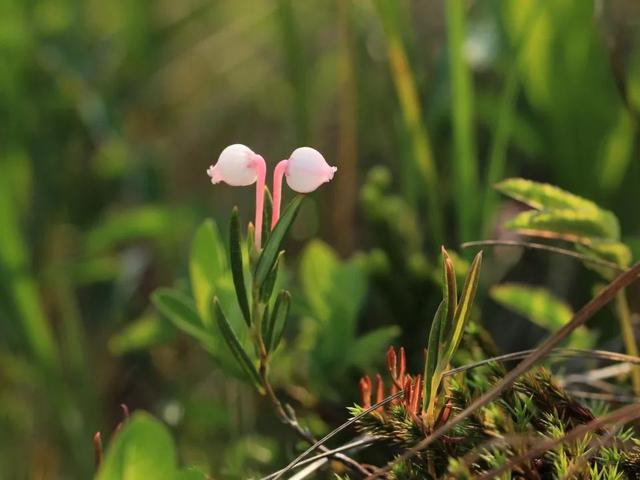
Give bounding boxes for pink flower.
[271,147,337,228]
[207,144,267,249]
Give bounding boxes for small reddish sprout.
[398,347,406,386]
[409,375,422,415]
[93,432,103,468]
[359,375,372,410]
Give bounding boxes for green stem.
[614,290,640,396]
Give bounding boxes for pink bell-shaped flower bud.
[207,144,267,249]
[271,147,337,228]
[286,147,337,193]
[207,144,259,186]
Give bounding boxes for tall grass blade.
[372,0,444,245]
[446,0,479,242]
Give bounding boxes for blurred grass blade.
[152,288,215,348]
[372,0,443,245]
[446,0,479,241]
[276,0,310,143]
[211,297,262,389]
[255,196,303,287]
[230,207,251,327]
[0,172,58,370]
[265,290,291,353]
[482,3,542,237]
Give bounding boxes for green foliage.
[152,218,252,381]
[497,177,632,276]
[301,240,400,389]
[501,0,635,195]
[108,313,174,355]
[189,220,226,327]
[497,178,620,240]
[3,0,640,477]
[152,289,216,350]
[490,284,595,348]
[96,413,206,480]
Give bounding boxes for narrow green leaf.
[152,289,215,349]
[423,301,445,413]
[265,290,291,353]
[440,247,457,344]
[211,297,262,389]
[259,251,283,303]
[505,209,619,240]
[255,196,303,287]
[441,251,483,367]
[229,208,251,327]
[262,187,273,247]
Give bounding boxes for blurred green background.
[1,0,640,478]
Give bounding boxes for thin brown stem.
[461,239,623,272]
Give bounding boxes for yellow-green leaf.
[505,209,619,240]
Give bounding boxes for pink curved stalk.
[252,155,267,249]
[271,159,289,229]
